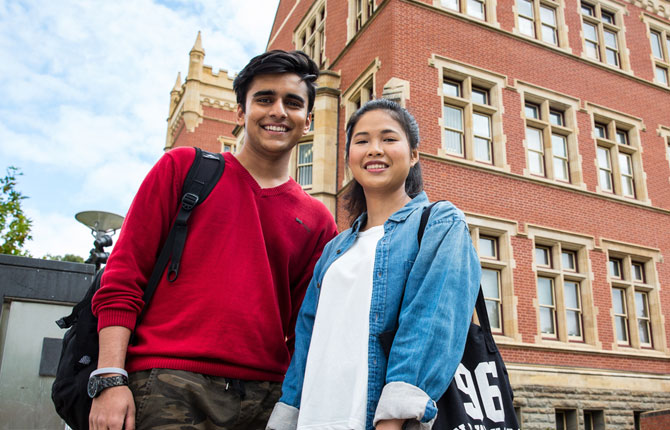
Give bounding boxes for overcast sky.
[0,0,279,258]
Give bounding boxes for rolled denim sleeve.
[374,204,481,426]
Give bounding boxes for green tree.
[0,166,33,256]
[43,253,85,263]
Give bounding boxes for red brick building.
[168,1,670,428]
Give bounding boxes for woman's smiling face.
[347,109,419,197]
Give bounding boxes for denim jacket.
[267,192,481,430]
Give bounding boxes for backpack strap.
[130,147,225,345]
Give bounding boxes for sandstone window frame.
[519,83,583,186]
[434,0,500,27]
[579,0,630,71]
[433,56,509,171]
[217,136,237,154]
[294,0,327,68]
[347,0,376,41]
[642,14,670,87]
[587,104,648,203]
[528,226,597,346]
[661,126,670,176]
[602,240,666,352]
[342,59,379,122]
[514,0,568,48]
[466,214,519,340]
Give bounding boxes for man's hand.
[91,326,134,429]
[89,385,135,430]
[376,418,405,430]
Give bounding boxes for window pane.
[632,263,644,282]
[525,103,539,119]
[526,127,543,151]
[635,292,648,318]
[606,48,619,66]
[297,165,312,186]
[599,169,612,191]
[474,138,492,163]
[581,3,594,16]
[467,0,485,19]
[520,17,535,37]
[540,5,556,25]
[601,10,614,25]
[552,134,567,157]
[298,143,313,164]
[518,0,534,18]
[474,113,491,138]
[615,130,628,145]
[619,153,633,175]
[443,80,461,97]
[656,66,669,85]
[538,277,554,305]
[541,24,558,45]
[562,251,576,271]
[567,310,582,337]
[554,157,569,181]
[596,147,610,168]
[529,152,544,175]
[441,0,459,11]
[549,110,564,126]
[638,320,651,344]
[604,31,618,48]
[443,105,463,130]
[444,130,463,155]
[612,288,625,314]
[540,307,555,334]
[621,176,634,197]
[609,259,622,278]
[595,124,607,139]
[481,269,500,298]
[650,31,663,59]
[564,281,580,308]
[616,316,628,342]
[585,41,599,59]
[536,246,550,266]
[472,88,488,104]
[583,22,597,41]
[479,237,497,258]
[486,299,501,330]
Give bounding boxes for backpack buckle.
[181,192,199,211]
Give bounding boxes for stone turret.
[183,32,204,132]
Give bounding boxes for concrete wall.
[0,254,94,430]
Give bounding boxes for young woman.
[267,99,481,430]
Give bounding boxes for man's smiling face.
[236,73,312,159]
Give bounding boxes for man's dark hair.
[233,50,319,113]
[344,98,424,225]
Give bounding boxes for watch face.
[87,377,99,398]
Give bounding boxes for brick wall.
[641,409,670,430]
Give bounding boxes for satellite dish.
[75,210,124,233]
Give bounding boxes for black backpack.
[52,148,225,430]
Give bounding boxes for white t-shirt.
[297,225,384,430]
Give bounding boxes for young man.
[89,50,337,430]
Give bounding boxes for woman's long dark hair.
[344,98,423,225]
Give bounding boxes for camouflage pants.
[129,369,282,430]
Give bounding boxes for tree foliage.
[0,166,33,256]
[43,253,85,263]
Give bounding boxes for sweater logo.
[295,217,311,233]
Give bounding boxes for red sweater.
[92,147,337,381]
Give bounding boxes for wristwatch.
[87,374,129,398]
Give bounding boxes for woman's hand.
[376,418,405,430]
